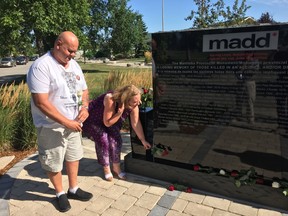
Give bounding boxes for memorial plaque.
[126,24,288,211]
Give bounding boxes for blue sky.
[127,0,288,33]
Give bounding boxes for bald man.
[27,31,92,212]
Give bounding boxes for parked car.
[1,57,16,67]
[29,55,39,61]
[16,56,28,65]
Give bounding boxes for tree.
[107,0,148,58]
[185,0,225,28]
[258,12,277,24]
[185,0,251,29]
[0,0,91,56]
[222,0,251,26]
[131,13,149,57]
[0,0,24,56]
[0,0,149,59]
[85,0,110,57]
[106,0,132,57]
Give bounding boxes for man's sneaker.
[67,188,93,201]
[57,194,71,212]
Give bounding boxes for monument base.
[124,152,288,213]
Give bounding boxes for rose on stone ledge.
[271,178,288,196]
[151,143,172,156]
[167,183,192,193]
[192,164,288,195]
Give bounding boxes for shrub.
[114,53,126,60]
[144,51,152,64]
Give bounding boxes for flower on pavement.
[168,185,175,191]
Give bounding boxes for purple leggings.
[90,124,122,166]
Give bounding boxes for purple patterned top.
[82,91,131,136]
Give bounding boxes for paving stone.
[115,179,134,188]
[67,199,93,215]
[88,185,106,200]
[100,207,125,216]
[184,202,214,216]
[0,156,15,170]
[146,185,167,196]
[165,189,181,197]
[8,203,20,216]
[257,209,283,216]
[203,196,231,211]
[103,184,127,200]
[124,205,150,216]
[95,179,115,190]
[228,202,258,216]
[35,201,63,216]
[135,193,161,210]
[86,195,114,214]
[166,209,190,216]
[111,194,137,211]
[125,183,149,198]
[171,198,189,212]
[77,176,100,191]
[78,209,100,216]
[212,208,241,216]
[179,192,205,203]
[157,194,177,208]
[148,205,169,216]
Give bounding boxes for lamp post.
[162,0,164,31]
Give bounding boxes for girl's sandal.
[113,171,127,180]
[105,173,113,181]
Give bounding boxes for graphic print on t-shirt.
[62,70,78,108]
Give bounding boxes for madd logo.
[203,31,279,52]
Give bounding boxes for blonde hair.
[112,84,141,107]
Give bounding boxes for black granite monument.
[125,24,288,212]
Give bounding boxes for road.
[0,61,33,85]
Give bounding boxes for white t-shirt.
[27,51,88,128]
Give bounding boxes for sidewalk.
[0,133,286,216]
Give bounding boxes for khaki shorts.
[36,127,83,172]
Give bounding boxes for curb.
[0,153,38,216]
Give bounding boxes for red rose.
[168,185,175,191]
[143,88,148,94]
[185,187,192,193]
[193,165,200,171]
[162,149,169,156]
[256,178,264,184]
[230,170,239,177]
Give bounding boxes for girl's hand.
[142,140,151,150]
[118,103,125,114]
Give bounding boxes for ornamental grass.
[104,69,152,91]
[0,81,37,151]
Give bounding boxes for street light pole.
[162,0,164,31]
